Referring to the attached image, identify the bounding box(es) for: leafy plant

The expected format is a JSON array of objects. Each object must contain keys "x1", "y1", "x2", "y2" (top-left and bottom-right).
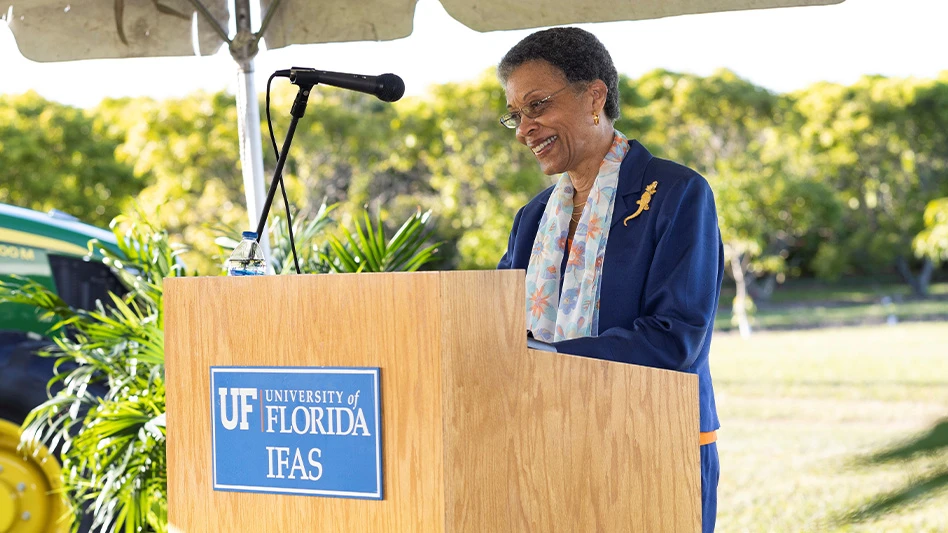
[
  {"x1": 1, "y1": 202, "x2": 440, "y2": 532},
  {"x1": 215, "y1": 204, "x2": 441, "y2": 274},
  {"x1": 320, "y1": 208, "x2": 441, "y2": 273},
  {"x1": 267, "y1": 204, "x2": 337, "y2": 274},
  {"x1": 0, "y1": 210, "x2": 184, "y2": 533},
  {"x1": 213, "y1": 203, "x2": 337, "y2": 275}
]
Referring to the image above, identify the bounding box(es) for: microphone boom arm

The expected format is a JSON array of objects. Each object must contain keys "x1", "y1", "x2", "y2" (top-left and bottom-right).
[{"x1": 254, "y1": 82, "x2": 313, "y2": 246}]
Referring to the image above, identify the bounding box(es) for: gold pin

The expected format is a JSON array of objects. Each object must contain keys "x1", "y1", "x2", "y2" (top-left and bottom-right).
[{"x1": 623, "y1": 181, "x2": 658, "y2": 226}]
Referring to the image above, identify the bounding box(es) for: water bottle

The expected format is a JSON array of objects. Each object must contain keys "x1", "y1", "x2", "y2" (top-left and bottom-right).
[{"x1": 225, "y1": 231, "x2": 267, "y2": 276}]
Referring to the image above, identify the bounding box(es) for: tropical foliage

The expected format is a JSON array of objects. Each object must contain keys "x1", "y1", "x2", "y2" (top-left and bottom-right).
[
  {"x1": 0, "y1": 202, "x2": 440, "y2": 532},
  {"x1": 320, "y1": 208, "x2": 441, "y2": 273},
  {"x1": 1, "y1": 211, "x2": 180, "y2": 532},
  {"x1": 213, "y1": 206, "x2": 337, "y2": 275}
]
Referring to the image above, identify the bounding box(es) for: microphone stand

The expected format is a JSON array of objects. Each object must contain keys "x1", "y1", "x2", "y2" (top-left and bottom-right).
[{"x1": 254, "y1": 82, "x2": 314, "y2": 273}]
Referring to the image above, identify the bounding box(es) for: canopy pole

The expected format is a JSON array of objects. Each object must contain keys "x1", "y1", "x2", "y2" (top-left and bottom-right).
[{"x1": 230, "y1": 0, "x2": 272, "y2": 265}]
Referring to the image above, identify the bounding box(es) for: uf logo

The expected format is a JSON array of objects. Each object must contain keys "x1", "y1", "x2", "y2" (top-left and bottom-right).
[{"x1": 219, "y1": 387, "x2": 257, "y2": 430}]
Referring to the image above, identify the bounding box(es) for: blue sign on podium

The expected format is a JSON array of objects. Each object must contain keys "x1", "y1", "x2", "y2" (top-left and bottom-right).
[{"x1": 210, "y1": 366, "x2": 382, "y2": 499}]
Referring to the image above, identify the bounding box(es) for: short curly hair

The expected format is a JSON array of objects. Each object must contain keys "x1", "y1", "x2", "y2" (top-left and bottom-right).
[{"x1": 498, "y1": 27, "x2": 620, "y2": 121}]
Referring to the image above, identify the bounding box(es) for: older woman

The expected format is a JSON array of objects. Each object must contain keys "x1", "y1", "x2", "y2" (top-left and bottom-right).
[{"x1": 497, "y1": 27, "x2": 723, "y2": 532}]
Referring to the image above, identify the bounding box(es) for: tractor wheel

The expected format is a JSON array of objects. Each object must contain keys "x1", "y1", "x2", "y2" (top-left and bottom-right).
[{"x1": 0, "y1": 418, "x2": 72, "y2": 533}]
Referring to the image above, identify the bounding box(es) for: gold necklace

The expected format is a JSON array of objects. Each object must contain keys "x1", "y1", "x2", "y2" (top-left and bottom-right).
[{"x1": 571, "y1": 202, "x2": 586, "y2": 223}]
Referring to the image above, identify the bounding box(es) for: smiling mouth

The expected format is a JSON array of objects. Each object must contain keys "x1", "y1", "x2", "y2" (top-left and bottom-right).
[{"x1": 531, "y1": 136, "x2": 557, "y2": 155}]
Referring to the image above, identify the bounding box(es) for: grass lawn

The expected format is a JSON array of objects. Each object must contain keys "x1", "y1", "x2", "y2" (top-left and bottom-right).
[
  {"x1": 715, "y1": 282, "x2": 948, "y2": 331},
  {"x1": 711, "y1": 322, "x2": 948, "y2": 532}
]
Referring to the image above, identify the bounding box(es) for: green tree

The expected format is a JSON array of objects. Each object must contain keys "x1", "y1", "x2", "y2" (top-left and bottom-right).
[
  {"x1": 270, "y1": 71, "x2": 547, "y2": 270},
  {"x1": 712, "y1": 165, "x2": 841, "y2": 335},
  {"x1": 258, "y1": 83, "x2": 442, "y2": 269},
  {"x1": 266, "y1": 83, "x2": 409, "y2": 212},
  {"x1": 95, "y1": 93, "x2": 249, "y2": 274},
  {"x1": 914, "y1": 197, "x2": 948, "y2": 264},
  {"x1": 620, "y1": 69, "x2": 842, "y2": 334},
  {"x1": 792, "y1": 74, "x2": 948, "y2": 294},
  {"x1": 413, "y1": 71, "x2": 548, "y2": 269},
  {"x1": 0, "y1": 91, "x2": 141, "y2": 225},
  {"x1": 617, "y1": 69, "x2": 779, "y2": 177}
]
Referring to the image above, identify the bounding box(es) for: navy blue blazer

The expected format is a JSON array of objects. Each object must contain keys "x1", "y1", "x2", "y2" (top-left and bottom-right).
[{"x1": 499, "y1": 140, "x2": 722, "y2": 432}]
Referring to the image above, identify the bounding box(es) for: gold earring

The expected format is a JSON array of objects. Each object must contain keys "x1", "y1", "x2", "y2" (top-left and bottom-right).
[{"x1": 593, "y1": 113, "x2": 600, "y2": 125}]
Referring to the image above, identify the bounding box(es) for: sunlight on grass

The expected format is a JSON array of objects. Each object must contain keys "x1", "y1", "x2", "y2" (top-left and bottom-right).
[{"x1": 711, "y1": 322, "x2": 948, "y2": 532}]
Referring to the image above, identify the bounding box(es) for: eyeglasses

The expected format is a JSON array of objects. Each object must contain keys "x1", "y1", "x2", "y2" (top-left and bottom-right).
[{"x1": 499, "y1": 85, "x2": 571, "y2": 129}]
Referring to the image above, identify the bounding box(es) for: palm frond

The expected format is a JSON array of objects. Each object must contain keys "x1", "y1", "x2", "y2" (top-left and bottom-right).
[
  {"x1": 3, "y1": 202, "x2": 438, "y2": 533},
  {"x1": 3, "y1": 208, "x2": 174, "y2": 533},
  {"x1": 320, "y1": 208, "x2": 441, "y2": 273}
]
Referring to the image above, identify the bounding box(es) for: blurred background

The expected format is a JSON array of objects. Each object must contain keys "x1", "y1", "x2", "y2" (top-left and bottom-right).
[{"x1": 1, "y1": 0, "x2": 947, "y2": 531}]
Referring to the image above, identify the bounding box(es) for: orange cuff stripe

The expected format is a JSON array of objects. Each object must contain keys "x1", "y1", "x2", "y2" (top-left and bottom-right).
[{"x1": 699, "y1": 431, "x2": 717, "y2": 446}]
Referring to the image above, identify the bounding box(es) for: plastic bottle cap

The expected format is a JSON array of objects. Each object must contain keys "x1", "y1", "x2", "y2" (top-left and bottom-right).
[{"x1": 242, "y1": 231, "x2": 258, "y2": 240}]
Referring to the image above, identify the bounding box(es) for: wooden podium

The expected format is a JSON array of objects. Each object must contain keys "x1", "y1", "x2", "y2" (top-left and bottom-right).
[{"x1": 165, "y1": 270, "x2": 700, "y2": 532}]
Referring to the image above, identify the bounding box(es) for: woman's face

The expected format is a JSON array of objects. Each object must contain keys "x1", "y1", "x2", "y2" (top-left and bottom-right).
[{"x1": 503, "y1": 60, "x2": 596, "y2": 177}]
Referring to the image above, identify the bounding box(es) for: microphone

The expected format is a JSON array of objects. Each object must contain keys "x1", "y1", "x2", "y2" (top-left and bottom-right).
[{"x1": 274, "y1": 67, "x2": 405, "y2": 102}]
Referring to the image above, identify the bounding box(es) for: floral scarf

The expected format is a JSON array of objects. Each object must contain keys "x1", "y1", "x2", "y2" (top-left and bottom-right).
[{"x1": 525, "y1": 130, "x2": 629, "y2": 342}]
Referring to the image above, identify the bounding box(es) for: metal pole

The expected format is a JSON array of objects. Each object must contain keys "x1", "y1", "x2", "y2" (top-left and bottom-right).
[{"x1": 230, "y1": 0, "x2": 271, "y2": 264}]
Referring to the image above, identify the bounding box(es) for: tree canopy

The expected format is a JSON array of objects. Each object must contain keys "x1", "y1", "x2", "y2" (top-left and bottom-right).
[
  {"x1": 2, "y1": 69, "x2": 946, "y2": 291},
  {"x1": 0, "y1": 91, "x2": 141, "y2": 225}
]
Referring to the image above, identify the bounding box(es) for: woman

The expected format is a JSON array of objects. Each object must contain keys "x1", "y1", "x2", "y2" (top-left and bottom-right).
[{"x1": 496, "y1": 27, "x2": 722, "y2": 532}]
